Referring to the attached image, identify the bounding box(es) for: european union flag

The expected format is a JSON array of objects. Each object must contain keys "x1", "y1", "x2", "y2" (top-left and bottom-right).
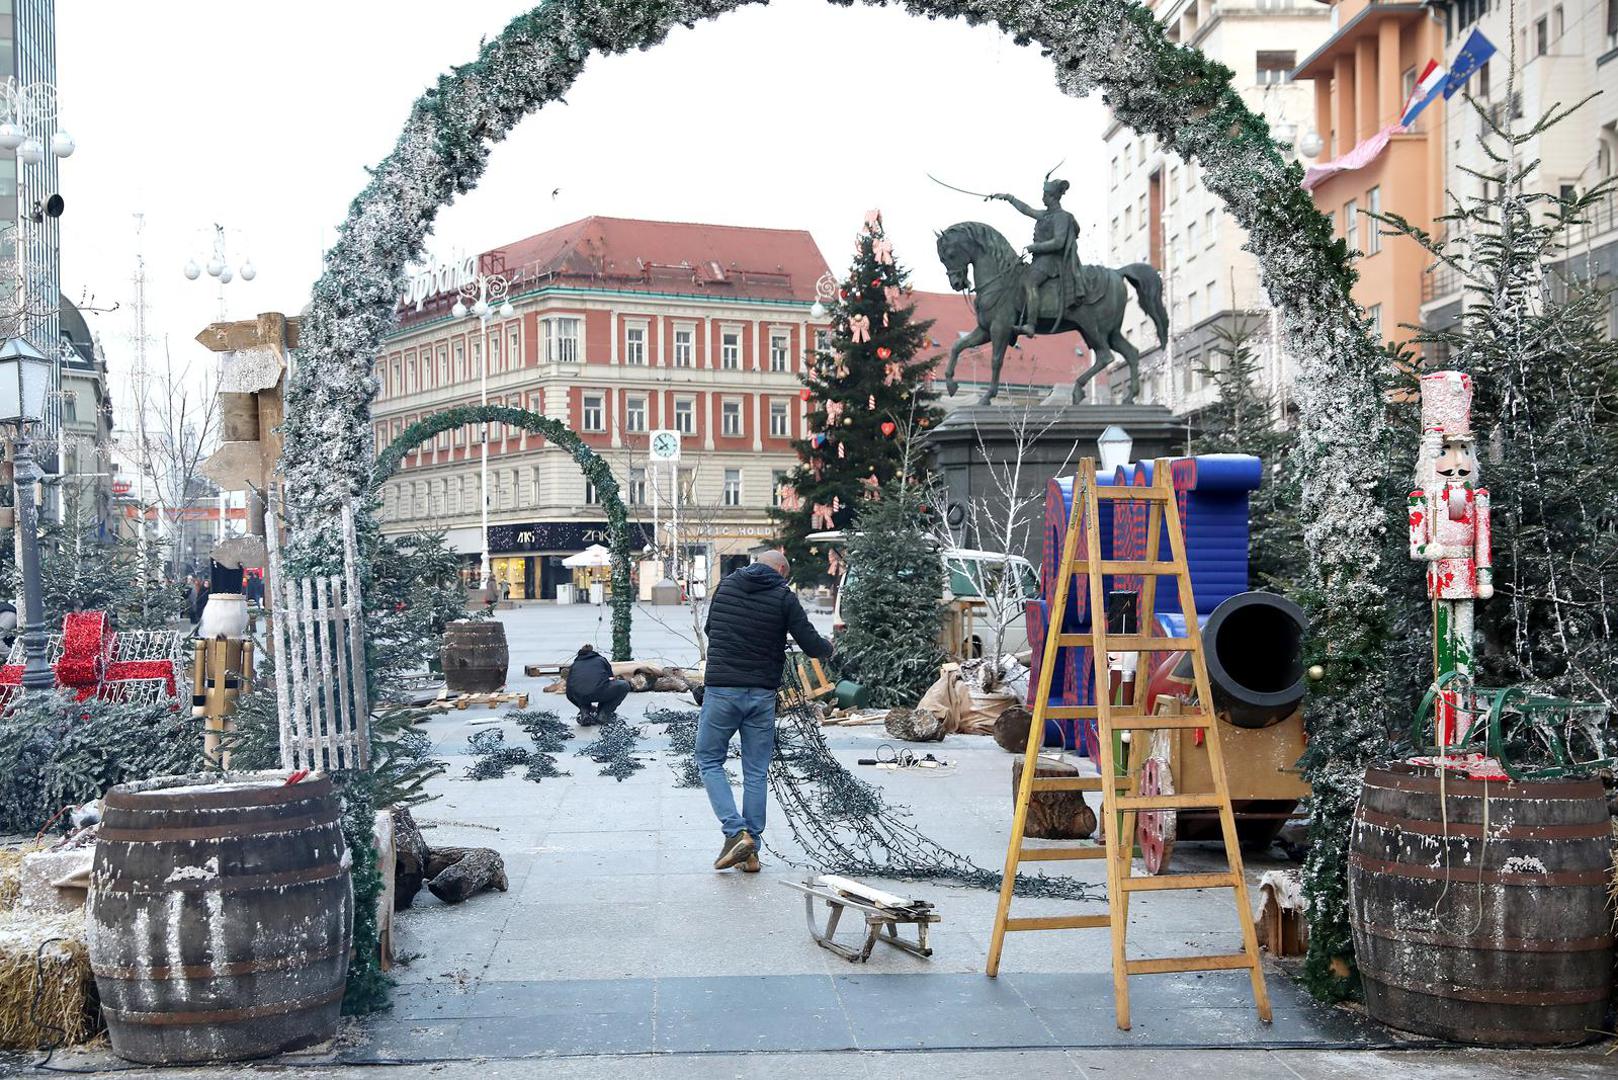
[{"x1": 1444, "y1": 29, "x2": 1497, "y2": 99}]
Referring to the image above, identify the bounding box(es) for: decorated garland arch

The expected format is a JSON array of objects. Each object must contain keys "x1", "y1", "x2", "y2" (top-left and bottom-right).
[
  {"x1": 372, "y1": 404, "x2": 634, "y2": 661},
  {"x1": 285, "y1": 0, "x2": 1391, "y2": 999}
]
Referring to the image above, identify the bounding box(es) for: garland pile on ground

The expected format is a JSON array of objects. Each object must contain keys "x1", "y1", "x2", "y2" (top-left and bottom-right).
[{"x1": 576, "y1": 716, "x2": 645, "y2": 781}]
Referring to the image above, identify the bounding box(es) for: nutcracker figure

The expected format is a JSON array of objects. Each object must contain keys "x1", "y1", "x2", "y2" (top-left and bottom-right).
[{"x1": 1408, "y1": 371, "x2": 1493, "y2": 746}]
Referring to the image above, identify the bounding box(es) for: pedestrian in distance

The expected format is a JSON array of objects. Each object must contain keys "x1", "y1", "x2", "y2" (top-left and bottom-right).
[
  {"x1": 565, "y1": 643, "x2": 629, "y2": 727},
  {"x1": 698, "y1": 549, "x2": 833, "y2": 873}
]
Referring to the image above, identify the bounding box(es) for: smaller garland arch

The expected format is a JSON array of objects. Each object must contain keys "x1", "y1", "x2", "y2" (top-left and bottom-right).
[{"x1": 373, "y1": 404, "x2": 633, "y2": 661}]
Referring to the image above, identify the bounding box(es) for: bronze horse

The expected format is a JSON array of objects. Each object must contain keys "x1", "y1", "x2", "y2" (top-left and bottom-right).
[{"x1": 936, "y1": 221, "x2": 1168, "y2": 405}]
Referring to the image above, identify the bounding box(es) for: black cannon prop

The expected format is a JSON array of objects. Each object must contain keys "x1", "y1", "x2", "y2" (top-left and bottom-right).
[{"x1": 1131, "y1": 591, "x2": 1310, "y2": 873}]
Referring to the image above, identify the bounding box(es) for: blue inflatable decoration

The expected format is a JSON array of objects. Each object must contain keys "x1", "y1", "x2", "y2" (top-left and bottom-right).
[{"x1": 1024, "y1": 454, "x2": 1262, "y2": 756}]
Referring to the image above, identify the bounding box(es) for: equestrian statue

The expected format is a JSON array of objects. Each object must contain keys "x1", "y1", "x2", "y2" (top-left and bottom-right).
[{"x1": 935, "y1": 172, "x2": 1168, "y2": 406}]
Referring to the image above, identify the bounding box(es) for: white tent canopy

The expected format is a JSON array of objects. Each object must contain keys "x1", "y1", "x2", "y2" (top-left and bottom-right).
[{"x1": 562, "y1": 544, "x2": 613, "y2": 569}]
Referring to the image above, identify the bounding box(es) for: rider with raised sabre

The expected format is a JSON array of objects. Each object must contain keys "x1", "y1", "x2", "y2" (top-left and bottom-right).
[{"x1": 990, "y1": 177, "x2": 1085, "y2": 339}]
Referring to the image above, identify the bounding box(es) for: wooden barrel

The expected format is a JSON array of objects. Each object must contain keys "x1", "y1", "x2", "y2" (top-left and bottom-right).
[
  {"x1": 86, "y1": 772, "x2": 352, "y2": 1064},
  {"x1": 440, "y1": 619, "x2": 509, "y2": 693},
  {"x1": 1348, "y1": 763, "x2": 1613, "y2": 1045}
]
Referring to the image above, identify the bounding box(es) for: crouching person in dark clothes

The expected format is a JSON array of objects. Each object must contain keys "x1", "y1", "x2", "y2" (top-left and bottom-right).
[
  {"x1": 699, "y1": 550, "x2": 832, "y2": 872},
  {"x1": 566, "y1": 643, "x2": 629, "y2": 726}
]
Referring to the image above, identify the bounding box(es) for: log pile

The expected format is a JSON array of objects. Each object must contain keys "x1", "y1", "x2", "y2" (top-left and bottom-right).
[{"x1": 391, "y1": 806, "x2": 506, "y2": 908}]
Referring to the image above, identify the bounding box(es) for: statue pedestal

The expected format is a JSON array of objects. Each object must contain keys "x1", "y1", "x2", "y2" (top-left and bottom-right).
[{"x1": 928, "y1": 403, "x2": 1183, "y2": 568}]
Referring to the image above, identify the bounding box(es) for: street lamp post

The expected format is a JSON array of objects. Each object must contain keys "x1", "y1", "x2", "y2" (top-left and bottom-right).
[
  {"x1": 1, "y1": 337, "x2": 57, "y2": 691},
  {"x1": 452, "y1": 273, "x2": 513, "y2": 595}
]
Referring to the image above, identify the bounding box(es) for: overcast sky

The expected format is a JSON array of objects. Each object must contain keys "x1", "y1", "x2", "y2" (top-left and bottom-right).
[{"x1": 58, "y1": 0, "x2": 1108, "y2": 421}]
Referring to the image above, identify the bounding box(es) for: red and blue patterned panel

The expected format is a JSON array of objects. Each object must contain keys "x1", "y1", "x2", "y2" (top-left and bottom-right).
[{"x1": 1117, "y1": 456, "x2": 1260, "y2": 619}]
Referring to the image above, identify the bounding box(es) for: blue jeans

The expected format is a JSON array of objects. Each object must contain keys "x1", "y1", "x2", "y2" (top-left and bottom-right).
[{"x1": 695, "y1": 686, "x2": 776, "y2": 839}]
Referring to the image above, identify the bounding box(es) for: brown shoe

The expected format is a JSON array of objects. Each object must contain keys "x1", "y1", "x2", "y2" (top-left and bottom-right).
[
  {"x1": 714, "y1": 830, "x2": 756, "y2": 870},
  {"x1": 741, "y1": 853, "x2": 761, "y2": 873}
]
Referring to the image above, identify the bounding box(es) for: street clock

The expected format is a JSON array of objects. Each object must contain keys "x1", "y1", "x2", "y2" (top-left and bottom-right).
[{"x1": 649, "y1": 429, "x2": 681, "y2": 462}]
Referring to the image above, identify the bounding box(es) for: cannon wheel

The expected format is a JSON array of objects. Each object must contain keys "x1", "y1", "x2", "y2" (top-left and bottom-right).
[{"x1": 1137, "y1": 754, "x2": 1176, "y2": 874}]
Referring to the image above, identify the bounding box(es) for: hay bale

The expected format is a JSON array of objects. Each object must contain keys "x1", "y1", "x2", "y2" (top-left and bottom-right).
[
  {"x1": 0, "y1": 849, "x2": 26, "y2": 911},
  {"x1": 0, "y1": 908, "x2": 97, "y2": 1050}
]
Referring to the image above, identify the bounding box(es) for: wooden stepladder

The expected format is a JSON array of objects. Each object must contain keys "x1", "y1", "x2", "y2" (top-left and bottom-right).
[{"x1": 986, "y1": 458, "x2": 1271, "y2": 1030}]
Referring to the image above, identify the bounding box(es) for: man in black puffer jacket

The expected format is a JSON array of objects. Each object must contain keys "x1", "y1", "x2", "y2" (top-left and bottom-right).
[
  {"x1": 698, "y1": 550, "x2": 832, "y2": 872},
  {"x1": 565, "y1": 643, "x2": 629, "y2": 726}
]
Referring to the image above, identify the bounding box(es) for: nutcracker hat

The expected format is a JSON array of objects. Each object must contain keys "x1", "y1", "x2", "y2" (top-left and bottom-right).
[{"x1": 1419, "y1": 370, "x2": 1474, "y2": 436}]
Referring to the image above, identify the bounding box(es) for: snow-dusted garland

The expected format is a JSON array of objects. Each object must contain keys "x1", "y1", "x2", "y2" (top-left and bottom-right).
[
  {"x1": 286, "y1": 0, "x2": 1385, "y2": 999},
  {"x1": 371, "y1": 404, "x2": 634, "y2": 661}
]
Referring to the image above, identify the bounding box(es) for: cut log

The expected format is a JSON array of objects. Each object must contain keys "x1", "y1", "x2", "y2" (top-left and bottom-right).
[
  {"x1": 391, "y1": 805, "x2": 430, "y2": 911},
  {"x1": 885, "y1": 706, "x2": 946, "y2": 743},
  {"x1": 425, "y1": 847, "x2": 508, "y2": 905},
  {"x1": 1012, "y1": 757, "x2": 1096, "y2": 840},
  {"x1": 993, "y1": 705, "x2": 1034, "y2": 754}
]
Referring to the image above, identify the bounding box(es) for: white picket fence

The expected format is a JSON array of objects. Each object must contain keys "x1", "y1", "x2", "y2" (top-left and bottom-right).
[{"x1": 265, "y1": 495, "x2": 370, "y2": 771}]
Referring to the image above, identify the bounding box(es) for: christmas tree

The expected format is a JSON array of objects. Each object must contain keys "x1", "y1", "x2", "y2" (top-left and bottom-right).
[
  {"x1": 28, "y1": 487, "x2": 183, "y2": 630},
  {"x1": 834, "y1": 473, "x2": 947, "y2": 708},
  {"x1": 771, "y1": 210, "x2": 942, "y2": 586},
  {"x1": 1188, "y1": 316, "x2": 1305, "y2": 594}
]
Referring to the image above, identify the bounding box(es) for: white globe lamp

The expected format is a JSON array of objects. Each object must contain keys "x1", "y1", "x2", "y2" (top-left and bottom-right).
[
  {"x1": 238, "y1": 260, "x2": 256, "y2": 282},
  {"x1": 451, "y1": 300, "x2": 467, "y2": 319},
  {"x1": 810, "y1": 301, "x2": 826, "y2": 319},
  {"x1": 218, "y1": 265, "x2": 234, "y2": 285},
  {"x1": 17, "y1": 138, "x2": 44, "y2": 165},
  {"x1": 182, "y1": 260, "x2": 201, "y2": 281},
  {"x1": 1298, "y1": 131, "x2": 1325, "y2": 159},
  {"x1": 206, "y1": 256, "x2": 224, "y2": 277},
  {"x1": 49, "y1": 131, "x2": 74, "y2": 158},
  {"x1": 498, "y1": 301, "x2": 514, "y2": 319},
  {"x1": 0, "y1": 122, "x2": 23, "y2": 151}
]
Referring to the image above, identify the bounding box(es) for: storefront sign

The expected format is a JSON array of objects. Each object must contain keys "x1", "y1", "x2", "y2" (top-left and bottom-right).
[
  {"x1": 401, "y1": 253, "x2": 477, "y2": 312},
  {"x1": 487, "y1": 520, "x2": 654, "y2": 554}
]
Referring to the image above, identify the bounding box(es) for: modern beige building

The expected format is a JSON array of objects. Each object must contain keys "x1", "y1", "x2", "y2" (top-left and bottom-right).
[{"x1": 1104, "y1": 0, "x2": 1331, "y2": 415}]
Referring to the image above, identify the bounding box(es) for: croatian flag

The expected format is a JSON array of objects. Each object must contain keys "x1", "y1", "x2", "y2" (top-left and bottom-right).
[{"x1": 1401, "y1": 59, "x2": 1447, "y2": 127}]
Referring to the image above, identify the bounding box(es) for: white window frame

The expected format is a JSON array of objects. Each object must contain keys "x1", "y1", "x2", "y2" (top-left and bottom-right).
[
  {"x1": 723, "y1": 469, "x2": 742, "y2": 507},
  {"x1": 721, "y1": 398, "x2": 742, "y2": 437},
  {"x1": 673, "y1": 323, "x2": 695, "y2": 367},
  {"x1": 674, "y1": 397, "x2": 695, "y2": 435},
  {"x1": 624, "y1": 320, "x2": 648, "y2": 366},
  {"x1": 721, "y1": 327, "x2": 742, "y2": 370},
  {"x1": 769, "y1": 399, "x2": 789, "y2": 438},
  {"x1": 1366, "y1": 186, "x2": 1382, "y2": 254},
  {"x1": 581, "y1": 393, "x2": 605, "y2": 433},
  {"x1": 1344, "y1": 198, "x2": 1360, "y2": 252},
  {"x1": 771, "y1": 469, "x2": 788, "y2": 507},
  {"x1": 544, "y1": 317, "x2": 582, "y2": 364},
  {"x1": 629, "y1": 467, "x2": 648, "y2": 505},
  {"x1": 625, "y1": 394, "x2": 647, "y2": 433},
  {"x1": 769, "y1": 329, "x2": 790, "y2": 372}
]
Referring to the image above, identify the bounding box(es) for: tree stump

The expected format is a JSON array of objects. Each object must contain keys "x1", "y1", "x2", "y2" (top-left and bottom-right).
[
  {"x1": 425, "y1": 847, "x2": 508, "y2": 904},
  {"x1": 993, "y1": 705, "x2": 1034, "y2": 754},
  {"x1": 1011, "y1": 758, "x2": 1096, "y2": 840},
  {"x1": 391, "y1": 805, "x2": 430, "y2": 911}
]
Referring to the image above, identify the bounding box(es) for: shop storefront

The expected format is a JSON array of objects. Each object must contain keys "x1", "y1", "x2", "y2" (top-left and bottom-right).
[{"x1": 457, "y1": 521, "x2": 655, "y2": 600}]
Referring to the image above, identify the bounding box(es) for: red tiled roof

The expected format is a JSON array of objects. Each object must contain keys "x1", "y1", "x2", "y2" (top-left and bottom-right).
[
  {"x1": 908, "y1": 290, "x2": 1084, "y2": 390},
  {"x1": 476, "y1": 216, "x2": 830, "y2": 305}
]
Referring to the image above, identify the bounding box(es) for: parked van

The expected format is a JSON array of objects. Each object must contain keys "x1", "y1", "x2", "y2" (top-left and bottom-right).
[{"x1": 809, "y1": 531, "x2": 1040, "y2": 659}]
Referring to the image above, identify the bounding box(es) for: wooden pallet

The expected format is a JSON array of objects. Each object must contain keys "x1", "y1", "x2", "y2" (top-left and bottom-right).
[
  {"x1": 986, "y1": 457, "x2": 1271, "y2": 1031},
  {"x1": 428, "y1": 689, "x2": 530, "y2": 712}
]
